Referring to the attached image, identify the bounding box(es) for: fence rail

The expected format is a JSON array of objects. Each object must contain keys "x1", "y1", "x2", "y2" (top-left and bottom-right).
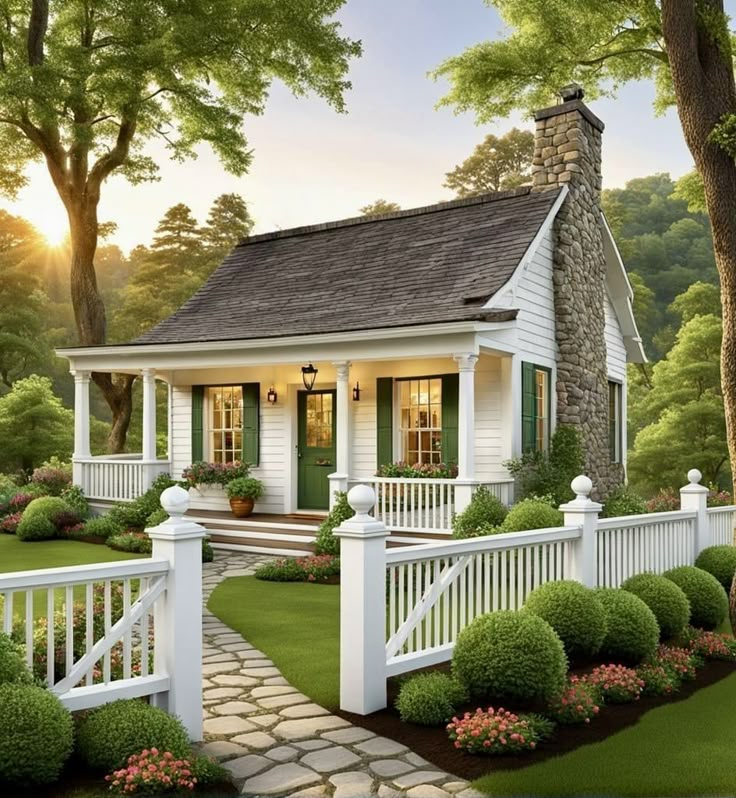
[
  {"x1": 78, "y1": 457, "x2": 171, "y2": 501},
  {"x1": 707, "y1": 505, "x2": 736, "y2": 546},
  {"x1": 596, "y1": 510, "x2": 697, "y2": 587},
  {"x1": 351, "y1": 476, "x2": 515, "y2": 534}
]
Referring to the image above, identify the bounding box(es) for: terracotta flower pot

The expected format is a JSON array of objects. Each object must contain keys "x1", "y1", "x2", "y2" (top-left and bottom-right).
[{"x1": 229, "y1": 497, "x2": 255, "y2": 518}]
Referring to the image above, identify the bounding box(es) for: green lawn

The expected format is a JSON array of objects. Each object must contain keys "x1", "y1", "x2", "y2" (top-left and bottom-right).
[
  {"x1": 209, "y1": 574, "x2": 736, "y2": 797},
  {"x1": 208, "y1": 576, "x2": 340, "y2": 709},
  {"x1": 0, "y1": 532, "x2": 141, "y2": 617}
]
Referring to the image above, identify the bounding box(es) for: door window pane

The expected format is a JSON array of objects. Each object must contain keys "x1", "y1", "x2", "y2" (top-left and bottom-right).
[{"x1": 305, "y1": 393, "x2": 333, "y2": 448}]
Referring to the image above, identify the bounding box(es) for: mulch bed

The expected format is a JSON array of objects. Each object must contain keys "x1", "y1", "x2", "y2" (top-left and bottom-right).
[{"x1": 338, "y1": 659, "x2": 736, "y2": 781}]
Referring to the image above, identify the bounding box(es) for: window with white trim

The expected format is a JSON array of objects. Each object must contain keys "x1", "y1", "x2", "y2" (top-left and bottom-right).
[
  {"x1": 398, "y1": 378, "x2": 442, "y2": 464},
  {"x1": 207, "y1": 386, "x2": 243, "y2": 463},
  {"x1": 608, "y1": 381, "x2": 622, "y2": 463}
]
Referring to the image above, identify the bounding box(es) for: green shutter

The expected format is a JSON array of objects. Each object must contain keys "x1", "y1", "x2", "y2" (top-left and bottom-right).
[
  {"x1": 376, "y1": 377, "x2": 394, "y2": 468},
  {"x1": 441, "y1": 373, "x2": 459, "y2": 466},
  {"x1": 191, "y1": 385, "x2": 204, "y2": 462},
  {"x1": 521, "y1": 362, "x2": 536, "y2": 453},
  {"x1": 242, "y1": 383, "x2": 260, "y2": 466}
]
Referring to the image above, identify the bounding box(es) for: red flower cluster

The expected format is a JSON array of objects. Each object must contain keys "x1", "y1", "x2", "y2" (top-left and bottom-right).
[
  {"x1": 683, "y1": 628, "x2": 736, "y2": 661},
  {"x1": 446, "y1": 707, "x2": 538, "y2": 755},
  {"x1": 181, "y1": 460, "x2": 250, "y2": 487},
  {"x1": 547, "y1": 676, "x2": 601, "y2": 724},
  {"x1": 0, "y1": 512, "x2": 21, "y2": 534},
  {"x1": 8, "y1": 493, "x2": 33, "y2": 512},
  {"x1": 584, "y1": 664, "x2": 644, "y2": 704},
  {"x1": 653, "y1": 644, "x2": 698, "y2": 681},
  {"x1": 105, "y1": 749, "x2": 196, "y2": 794},
  {"x1": 637, "y1": 663, "x2": 678, "y2": 696}
]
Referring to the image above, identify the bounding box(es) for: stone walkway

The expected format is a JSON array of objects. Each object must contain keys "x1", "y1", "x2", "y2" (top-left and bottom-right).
[{"x1": 200, "y1": 551, "x2": 482, "y2": 798}]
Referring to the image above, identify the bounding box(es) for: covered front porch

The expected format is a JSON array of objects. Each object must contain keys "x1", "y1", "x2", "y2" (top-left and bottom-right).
[{"x1": 61, "y1": 321, "x2": 525, "y2": 536}]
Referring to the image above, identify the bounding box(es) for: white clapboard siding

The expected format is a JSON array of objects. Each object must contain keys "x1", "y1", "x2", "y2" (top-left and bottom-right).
[
  {"x1": 170, "y1": 386, "x2": 192, "y2": 480},
  {"x1": 605, "y1": 293, "x2": 627, "y2": 382}
]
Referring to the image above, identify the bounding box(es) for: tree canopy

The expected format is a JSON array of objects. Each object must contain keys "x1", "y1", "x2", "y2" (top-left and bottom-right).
[
  {"x1": 444, "y1": 128, "x2": 534, "y2": 196},
  {"x1": 360, "y1": 199, "x2": 401, "y2": 216}
]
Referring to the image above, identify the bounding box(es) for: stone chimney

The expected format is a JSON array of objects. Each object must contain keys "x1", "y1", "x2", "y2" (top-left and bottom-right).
[{"x1": 532, "y1": 85, "x2": 623, "y2": 497}]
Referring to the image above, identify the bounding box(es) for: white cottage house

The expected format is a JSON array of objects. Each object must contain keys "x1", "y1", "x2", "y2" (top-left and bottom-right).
[{"x1": 59, "y1": 90, "x2": 645, "y2": 552}]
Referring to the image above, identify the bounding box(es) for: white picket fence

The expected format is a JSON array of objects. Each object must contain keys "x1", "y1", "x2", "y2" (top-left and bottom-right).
[
  {"x1": 0, "y1": 487, "x2": 205, "y2": 738},
  {"x1": 336, "y1": 469, "x2": 736, "y2": 714}
]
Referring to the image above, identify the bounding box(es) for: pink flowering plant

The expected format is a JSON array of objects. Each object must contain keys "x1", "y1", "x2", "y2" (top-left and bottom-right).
[
  {"x1": 637, "y1": 663, "x2": 679, "y2": 696},
  {"x1": 645, "y1": 488, "x2": 680, "y2": 513},
  {"x1": 584, "y1": 664, "x2": 644, "y2": 704},
  {"x1": 376, "y1": 461, "x2": 458, "y2": 479},
  {"x1": 0, "y1": 511, "x2": 22, "y2": 534},
  {"x1": 181, "y1": 460, "x2": 250, "y2": 487},
  {"x1": 547, "y1": 676, "x2": 601, "y2": 724},
  {"x1": 652, "y1": 643, "x2": 699, "y2": 681},
  {"x1": 682, "y1": 627, "x2": 736, "y2": 662},
  {"x1": 105, "y1": 749, "x2": 196, "y2": 794},
  {"x1": 9, "y1": 492, "x2": 33, "y2": 512},
  {"x1": 446, "y1": 707, "x2": 541, "y2": 755},
  {"x1": 706, "y1": 487, "x2": 733, "y2": 507},
  {"x1": 255, "y1": 554, "x2": 340, "y2": 583}
]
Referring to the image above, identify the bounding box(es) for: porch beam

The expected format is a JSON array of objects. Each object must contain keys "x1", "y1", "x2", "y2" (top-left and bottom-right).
[
  {"x1": 72, "y1": 370, "x2": 91, "y2": 486},
  {"x1": 454, "y1": 353, "x2": 478, "y2": 512}
]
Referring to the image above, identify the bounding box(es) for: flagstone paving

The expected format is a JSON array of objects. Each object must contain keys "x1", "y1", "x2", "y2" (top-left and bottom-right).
[{"x1": 200, "y1": 550, "x2": 482, "y2": 798}]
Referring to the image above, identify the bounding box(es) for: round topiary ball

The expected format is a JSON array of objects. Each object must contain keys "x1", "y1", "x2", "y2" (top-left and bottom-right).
[
  {"x1": 664, "y1": 565, "x2": 729, "y2": 630},
  {"x1": 0, "y1": 683, "x2": 73, "y2": 785},
  {"x1": 395, "y1": 672, "x2": 467, "y2": 725},
  {"x1": 16, "y1": 496, "x2": 72, "y2": 541},
  {"x1": 695, "y1": 545, "x2": 736, "y2": 593},
  {"x1": 452, "y1": 610, "x2": 568, "y2": 703},
  {"x1": 76, "y1": 699, "x2": 191, "y2": 770},
  {"x1": 595, "y1": 588, "x2": 660, "y2": 662},
  {"x1": 523, "y1": 580, "x2": 607, "y2": 659},
  {"x1": 621, "y1": 572, "x2": 691, "y2": 639},
  {"x1": 0, "y1": 632, "x2": 32, "y2": 685},
  {"x1": 499, "y1": 499, "x2": 563, "y2": 533}
]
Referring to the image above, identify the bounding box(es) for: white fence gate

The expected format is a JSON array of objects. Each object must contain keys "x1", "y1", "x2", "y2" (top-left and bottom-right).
[
  {"x1": 0, "y1": 486, "x2": 205, "y2": 738},
  {"x1": 336, "y1": 469, "x2": 736, "y2": 714}
]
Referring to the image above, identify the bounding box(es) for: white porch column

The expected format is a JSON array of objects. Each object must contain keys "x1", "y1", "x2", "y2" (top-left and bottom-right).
[
  {"x1": 453, "y1": 353, "x2": 478, "y2": 513},
  {"x1": 72, "y1": 370, "x2": 91, "y2": 487},
  {"x1": 141, "y1": 369, "x2": 158, "y2": 491},
  {"x1": 329, "y1": 361, "x2": 351, "y2": 507}
]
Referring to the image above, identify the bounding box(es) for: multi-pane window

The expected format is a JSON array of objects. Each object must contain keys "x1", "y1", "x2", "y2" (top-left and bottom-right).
[
  {"x1": 305, "y1": 392, "x2": 333, "y2": 448},
  {"x1": 399, "y1": 378, "x2": 442, "y2": 464},
  {"x1": 208, "y1": 386, "x2": 243, "y2": 463},
  {"x1": 535, "y1": 369, "x2": 549, "y2": 452},
  {"x1": 608, "y1": 381, "x2": 622, "y2": 463}
]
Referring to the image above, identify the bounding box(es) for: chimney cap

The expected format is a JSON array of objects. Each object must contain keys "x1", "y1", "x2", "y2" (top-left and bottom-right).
[{"x1": 559, "y1": 83, "x2": 585, "y2": 102}]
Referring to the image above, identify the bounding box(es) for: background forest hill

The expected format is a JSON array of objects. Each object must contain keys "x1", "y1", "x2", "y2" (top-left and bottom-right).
[{"x1": 0, "y1": 172, "x2": 726, "y2": 496}]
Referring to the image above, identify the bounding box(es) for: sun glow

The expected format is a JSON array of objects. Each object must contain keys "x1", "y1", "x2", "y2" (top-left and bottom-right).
[{"x1": 35, "y1": 207, "x2": 70, "y2": 248}]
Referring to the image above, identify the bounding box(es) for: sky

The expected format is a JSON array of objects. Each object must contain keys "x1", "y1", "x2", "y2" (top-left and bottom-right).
[{"x1": 2, "y1": 0, "x2": 697, "y2": 254}]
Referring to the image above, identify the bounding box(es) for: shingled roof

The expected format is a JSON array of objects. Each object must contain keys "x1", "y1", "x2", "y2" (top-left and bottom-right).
[{"x1": 136, "y1": 187, "x2": 563, "y2": 345}]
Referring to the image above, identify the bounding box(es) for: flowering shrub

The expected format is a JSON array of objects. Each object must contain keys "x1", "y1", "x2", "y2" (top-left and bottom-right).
[
  {"x1": 707, "y1": 487, "x2": 732, "y2": 507},
  {"x1": 0, "y1": 512, "x2": 21, "y2": 534},
  {"x1": 255, "y1": 554, "x2": 340, "y2": 582},
  {"x1": 682, "y1": 627, "x2": 736, "y2": 661},
  {"x1": 105, "y1": 749, "x2": 196, "y2": 794},
  {"x1": 637, "y1": 663, "x2": 678, "y2": 696},
  {"x1": 181, "y1": 460, "x2": 250, "y2": 486},
  {"x1": 585, "y1": 664, "x2": 644, "y2": 703},
  {"x1": 30, "y1": 462, "x2": 72, "y2": 496},
  {"x1": 8, "y1": 493, "x2": 33, "y2": 513},
  {"x1": 447, "y1": 707, "x2": 541, "y2": 755},
  {"x1": 651, "y1": 643, "x2": 698, "y2": 682},
  {"x1": 547, "y1": 676, "x2": 601, "y2": 724},
  {"x1": 646, "y1": 488, "x2": 679, "y2": 514},
  {"x1": 376, "y1": 461, "x2": 458, "y2": 479}
]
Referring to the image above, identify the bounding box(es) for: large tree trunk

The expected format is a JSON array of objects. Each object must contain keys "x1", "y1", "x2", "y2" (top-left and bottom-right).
[
  {"x1": 68, "y1": 199, "x2": 135, "y2": 453},
  {"x1": 662, "y1": 0, "x2": 736, "y2": 494}
]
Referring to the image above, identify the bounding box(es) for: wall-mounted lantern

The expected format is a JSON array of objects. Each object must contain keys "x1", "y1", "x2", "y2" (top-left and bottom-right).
[
  {"x1": 352, "y1": 382, "x2": 361, "y2": 401},
  {"x1": 267, "y1": 386, "x2": 278, "y2": 404}
]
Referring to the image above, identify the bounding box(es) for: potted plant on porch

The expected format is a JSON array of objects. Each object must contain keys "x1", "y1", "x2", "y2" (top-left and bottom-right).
[{"x1": 225, "y1": 476, "x2": 265, "y2": 517}]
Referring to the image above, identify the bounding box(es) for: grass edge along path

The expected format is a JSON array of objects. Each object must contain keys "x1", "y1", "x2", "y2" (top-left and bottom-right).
[{"x1": 207, "y1": 575, "x2": 340, "y2": 710}]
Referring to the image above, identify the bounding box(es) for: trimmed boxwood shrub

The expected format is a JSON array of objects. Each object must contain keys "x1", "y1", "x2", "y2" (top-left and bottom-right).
[
  {"x1": 395, "y1": 672, "x2": 467, "y2": 725},
  {"x1": 621, "y1": 572, "x2": 691, "y2": 639},
  {"x1": 499, "y1": 498, "x2": 563, "y2": 533},
  {"x1": 523, "y1": 580, "x2": 607, "y2": 659},
  {"x1": 601, "y1": 485, "x2": 647, "y2": 518},
  {"x1": 664, "y1": 565, "x2": 729, "y2": 630},
  {"x1": 0, "y1": 684, "x2": 74, "y2": 784},
  {"x1": 83, "y1": 514, "x2": 125, "y2": 540},
  {"x1": 452, "y1": 610, "x2": 567, "y2": 703},
  {"x1": 315, "y1": 491, "x2": 354, "y2": 555},
  {"x1": 595, "y1": 588, "x2": 659, "y2": 662},
  {"x1": 16, "y1": 496, "x2": 72, "y2": 541},
  {"x1": 0, "y1": 632, "x2": 32, "y2": 685},
  {"x1": 76, "y1": 699, "x2": 191, "y2": 770},
  {"x1": 695, "y1": 545, "x2": 736, "y2": 592},
  {"x1": 452, "y1": 486, "x2": 508, "y2": 539}
]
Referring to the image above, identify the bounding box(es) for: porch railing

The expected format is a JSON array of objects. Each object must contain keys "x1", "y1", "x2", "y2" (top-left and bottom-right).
[
  {"x1": 349, "y1": 476, "x2": 515, "y2": 534},
  {"x1": 77, "y1": 456, "x2": 171, "y2": 502},
  {"x1": 707, "y1": 505, "x2": 736, "y2": 546}
]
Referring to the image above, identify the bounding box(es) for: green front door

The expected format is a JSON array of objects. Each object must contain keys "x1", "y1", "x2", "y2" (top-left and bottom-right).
[{"x1": 297, "y1": 389, "x2": 337, "y2": 510}]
